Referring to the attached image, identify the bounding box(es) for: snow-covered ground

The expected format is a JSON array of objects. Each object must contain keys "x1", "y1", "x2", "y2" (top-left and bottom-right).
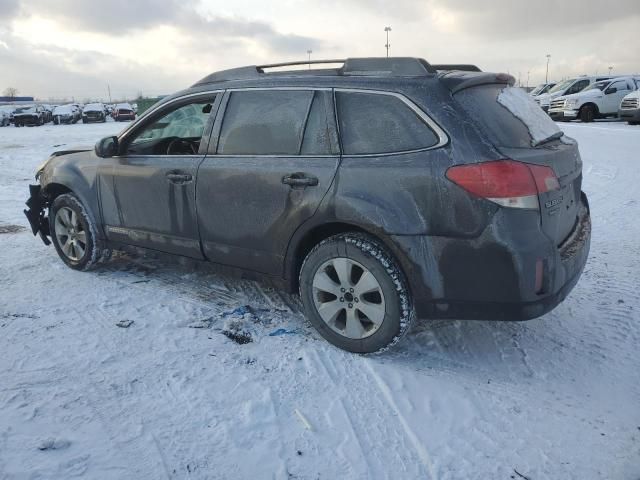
[{"x1": 1, "y1": 120, "x2": 639, "y2": 480}]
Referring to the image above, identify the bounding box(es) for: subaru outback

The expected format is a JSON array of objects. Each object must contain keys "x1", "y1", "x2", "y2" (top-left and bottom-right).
[{"x1": 24, "y1": 57, "x2": 591, "y2": 353}]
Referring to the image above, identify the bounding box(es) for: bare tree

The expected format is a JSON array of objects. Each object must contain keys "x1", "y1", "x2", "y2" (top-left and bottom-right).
[{"x1": 3, "y1": 87, "x2": 18, "y2": 99}]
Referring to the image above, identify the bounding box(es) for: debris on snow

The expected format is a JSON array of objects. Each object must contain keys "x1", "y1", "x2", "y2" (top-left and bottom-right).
[
  {"x1": 115, "y1": 319, "x2": 134, "y2": 328},
  {"x1": 268, "y1": 328, "x2": 297, "y2": 336},
  {"x1": 0, "y1": 224, "x2": 26, "y2": 234},
  {"x1": 294, "y1": 408, "x2": 313, "y2": 431},
  {"x1": 38, "y1": 437, "x2": 71, "y2": 451}
]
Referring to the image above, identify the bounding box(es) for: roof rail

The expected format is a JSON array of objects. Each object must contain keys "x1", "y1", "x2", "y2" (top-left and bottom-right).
[
  {"x1": 193, "y1": 57, "x2": 436, "y2": 86},
  {"x1": 432, "y1": 64, "x2": 482, "y2": 72}
]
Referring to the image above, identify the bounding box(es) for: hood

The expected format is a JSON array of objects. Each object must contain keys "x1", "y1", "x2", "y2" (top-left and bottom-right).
[
  {"x1": 623, "y1": 90, "x2": 640, "y2": 100},
  {"x1": 562, "y1": 88, "x2": 603, "y2": 101},
  {"x1": 51, "y1": 145, "x2": 93, "y2": 157}
]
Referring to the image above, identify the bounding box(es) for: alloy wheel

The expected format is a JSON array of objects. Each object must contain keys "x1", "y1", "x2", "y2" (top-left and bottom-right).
[
  {"x1": 54, "y1": 206, "x2": 87, "y2": 261},
  {"x1": 312, "y1": 257, "x2": 386, "y2": 339}
]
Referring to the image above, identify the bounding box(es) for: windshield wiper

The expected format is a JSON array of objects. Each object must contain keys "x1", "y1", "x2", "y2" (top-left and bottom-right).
[{"x1": 533, "y1": 131, "x2": 564, "y2": 147}]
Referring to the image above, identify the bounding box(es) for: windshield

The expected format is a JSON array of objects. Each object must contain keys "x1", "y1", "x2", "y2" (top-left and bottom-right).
[
  {"x1": 531, "y1": 84, "x2": 545, "y2": 95},
  {"x1": 84, "y1": 103, "x2": 103, "y2": 111},
  {"x1": 15, "y1": 106, "x2": 35, "y2": 113},
  {"x1": 53, "y1": 106, "x2": 72, "y2": 114},
  {"x1": 548, "y1": 79, "x2": 574, "y2": 94}
]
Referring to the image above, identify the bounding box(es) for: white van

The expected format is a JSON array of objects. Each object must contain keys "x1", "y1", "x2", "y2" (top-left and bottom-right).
[
  {"x1": 548, "y1": 76, "x2": 639, "y2": 122},
  {"x1": 535, "y1": 76, "x2": 612, "y2": 112}
]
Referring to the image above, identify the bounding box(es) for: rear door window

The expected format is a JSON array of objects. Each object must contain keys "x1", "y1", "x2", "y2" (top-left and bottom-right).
[
  {"x1": 336, "y1": 91, "x2": 439, "y2": 155},
  {"x1": 217, "y1": 90, "x2": 313, "y2": 155}
]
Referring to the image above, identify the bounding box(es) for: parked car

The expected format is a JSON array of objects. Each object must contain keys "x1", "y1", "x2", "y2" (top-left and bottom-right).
[
  {"x1": 548, "y1": 76, "x2": 638, "y2": 122},
  {"x1": 41, "y1": 104, "x2": 53, "y2": 123},
  {"x1": 82, "y1": 103, "x2": 107, "y2": 123},
  {"x1": 113, "y1": 103, "x2": 136, "y2": 121},
  {"x1": 535, "y1": 76, "x2": 611, "y2": 112},
  {"x1": 619, "y1": 90, "x2": 640, "y2": 125},
  {"x1": 0, "y1": 109, "x2": 10, "y2": 126},
  {"x1": 24, "y1": 57, "x2": 591, "y2": 353},
  {"x1": 530, "y1": 82, "x2": 556, "y2": 97},
  {"x1": 13, "y1": 105, "x2": 46, "y2": 126},
  {"x1": 52, "y1": 105, "x2": 81, "y2": 124}
]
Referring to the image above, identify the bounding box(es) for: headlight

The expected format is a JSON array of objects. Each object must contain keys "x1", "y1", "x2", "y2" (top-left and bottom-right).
[{"x1": 35, "y1": 158, "x2": 51, "y2": 180}]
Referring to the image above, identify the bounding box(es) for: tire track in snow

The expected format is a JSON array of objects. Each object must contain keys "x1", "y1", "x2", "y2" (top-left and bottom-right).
[{"x1": 362, "y1": 360, "x2": 437, "y2": 480}]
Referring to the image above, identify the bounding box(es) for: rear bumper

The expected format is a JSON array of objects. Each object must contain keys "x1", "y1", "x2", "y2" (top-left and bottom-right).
[
  {"x1": 392, "y1": 193, "x2": 591, "y2": 321},
  {"x1": 618, "y1": 109, "x2": 640, "y2": 121}
]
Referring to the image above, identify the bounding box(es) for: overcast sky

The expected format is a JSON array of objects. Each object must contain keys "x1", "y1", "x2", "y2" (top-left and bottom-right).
[{"x1": 1, "y1": 0, "x2": 639, "y2": 101}]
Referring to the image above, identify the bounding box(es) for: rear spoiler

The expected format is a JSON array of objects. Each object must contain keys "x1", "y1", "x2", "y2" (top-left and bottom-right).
[
  {"x1": 439, "y1": 71, "x2": 516, "y2": 94},
  {"x1": 432, "y1": 64, "x2": 481, "y2": 72}
]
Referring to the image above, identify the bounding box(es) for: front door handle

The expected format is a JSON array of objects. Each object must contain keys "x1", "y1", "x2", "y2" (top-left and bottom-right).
[
  {"x1": 166, "y1": 172, "x2": 193, "y2": 184},
  {"x1": 282, "y1": 173, "x2": 319, "y2": 188}
]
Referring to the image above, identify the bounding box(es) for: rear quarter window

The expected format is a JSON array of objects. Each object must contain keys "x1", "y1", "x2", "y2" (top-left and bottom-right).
[{"x1": 336, "y1": 91, "x2": 439, "y2": 155}]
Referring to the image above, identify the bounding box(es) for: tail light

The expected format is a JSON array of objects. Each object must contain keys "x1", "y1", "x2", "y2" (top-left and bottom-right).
[{"x1": 446, "y1": 159, "x2": 560, "y2": 209}]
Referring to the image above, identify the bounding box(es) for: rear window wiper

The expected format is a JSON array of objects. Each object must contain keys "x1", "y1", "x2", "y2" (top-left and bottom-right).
[{"x1": 533, "y1": 131, "x2": 564, "y2": 147}]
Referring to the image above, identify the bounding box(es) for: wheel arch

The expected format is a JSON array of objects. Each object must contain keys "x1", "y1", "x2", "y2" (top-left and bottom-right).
[
  {"x1": 284, "y1": 221, "x2": 415, "y2": 299},
  {"x1": 580, "y1": 102, "x2": 600, "y2": 115}
]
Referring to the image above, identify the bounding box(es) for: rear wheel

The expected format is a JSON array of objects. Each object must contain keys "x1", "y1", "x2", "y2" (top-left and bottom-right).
[
  {"x1": 579, "y1": 104, "x2": 596, "y2": 123},
  {"x1": 49, "y1": 193, "x2": 110, "y2": 271},
  {"x1": 299, "y1": 233, "x2": 414, "y2": 353}
]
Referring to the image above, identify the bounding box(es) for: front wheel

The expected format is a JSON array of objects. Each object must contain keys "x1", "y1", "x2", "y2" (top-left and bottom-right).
[
  {"x1": 299, "y1": 233, "x2": 414, "y2": 353},
  {"x1": 49, "y1": 193, "x2": 110, "y2": 271},
  {"x1": 580, "y1": 104, "x2": 596, "y2": 122}
]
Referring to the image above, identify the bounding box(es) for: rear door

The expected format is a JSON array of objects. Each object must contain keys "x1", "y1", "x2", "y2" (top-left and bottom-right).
[{"x1": 196, "y1": 88, "x2": 340, "y2": 274}]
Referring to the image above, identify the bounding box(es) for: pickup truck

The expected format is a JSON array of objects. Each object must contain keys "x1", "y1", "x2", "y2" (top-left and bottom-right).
[
  {"x1": 535, "y1": 76, "x2": 611, "y2": 112},
  {"x1": 548, "y1": 76, "x2": 639, "y2": 122},
  {"x1": 619, "y1": 90, "x2": 640, "y2": 125}
]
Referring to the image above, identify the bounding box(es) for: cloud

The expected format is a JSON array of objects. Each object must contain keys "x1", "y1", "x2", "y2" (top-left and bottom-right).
[
  {"x1": 0, "y1": 0, "x2": 19, "y2": 20},
  {"x1": 428, "y1": 0, "x2": 640, "y2": 38},
  {"x1": 20, "y1": 0, "x2": 323, "y2": 56}
]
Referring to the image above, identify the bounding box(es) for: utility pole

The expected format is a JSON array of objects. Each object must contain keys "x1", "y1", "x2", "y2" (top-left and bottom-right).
[
  {"x1": 107, "y1": 84, "x2": 112, "y2": 104},
  {"x1": 545, "y1": 54, "x2": 551, "y2": 83},
  {"x1": 384, "y1": 26, "x2": 392, "y2": 58},
  {"x1": 307, "y1": 50, "x2": 312, "y2": 69},
  {"x1": 526, "y1": 70, "x2": 530, "y2": 89}
]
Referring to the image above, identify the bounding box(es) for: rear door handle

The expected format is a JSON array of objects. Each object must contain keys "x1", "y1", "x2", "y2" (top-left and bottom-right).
[
  {"x1": 282, "y1": 173, "x2": 319, "y2": 188},
  {"x1": 166, "y1": 172, "x2": 193, "y2": 184}
]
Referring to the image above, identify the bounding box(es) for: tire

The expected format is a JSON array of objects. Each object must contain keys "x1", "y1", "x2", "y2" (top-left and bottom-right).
[
  {"x1": 49, "y1": 193, "x2": 111, "y2": 271},
  {"x1": 579, "y1": 104, "x2": 596, "y2": 123},
  {"x1": 299, "y1": 233, "x2": 415, "y2": 353}
]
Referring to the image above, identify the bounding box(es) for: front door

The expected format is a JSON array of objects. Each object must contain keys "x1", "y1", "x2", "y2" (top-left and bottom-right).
[
  {"x1": 197, "y1": 89, "x2": 340, "y2": 275},
  {"x1": 99, "y1": 94, "x2": 218, "y2": 258},
  {"x1": 603, "y1": 79, "x2": 633, "y2": 114}
]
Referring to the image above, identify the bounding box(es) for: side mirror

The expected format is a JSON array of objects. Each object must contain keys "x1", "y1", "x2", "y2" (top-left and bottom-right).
[
  {"x1": 95, "y1": 136, "x2": 118, "y2": 158},
  {"x1": 606, "y1": 87, "x2": 617, "y2": 95}
]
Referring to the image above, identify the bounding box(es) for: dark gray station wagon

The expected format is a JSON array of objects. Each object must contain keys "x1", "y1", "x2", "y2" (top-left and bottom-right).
[{"x1": 25, "y1": 57, "x2": 591, "y2": 353}]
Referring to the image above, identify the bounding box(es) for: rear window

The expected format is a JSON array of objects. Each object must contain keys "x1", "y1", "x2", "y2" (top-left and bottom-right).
[
  {"x1": 455, "y1": 85, "x2": 561, "y2": 148},
  {"x1": 336, "y1": 91, "x2": 439, "y2": 155}
]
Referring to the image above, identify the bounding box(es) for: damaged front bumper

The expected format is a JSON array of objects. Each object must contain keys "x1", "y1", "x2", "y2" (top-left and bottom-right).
[{"x1": 23, "y1": 184, "x2": 51, "y2": 245}]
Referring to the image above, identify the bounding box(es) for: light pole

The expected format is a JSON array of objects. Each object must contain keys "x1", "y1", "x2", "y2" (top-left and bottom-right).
[
  {"x1": 526, "y1": 70, "x2": 530, "y2": 89},
  {"x1": 545, "y1": 54, "x2": 551, "y2": 83},
  {"x1": 384, "y1": 26, "x2": 392, "y2": 58},
  {"x1": 608, "y1": 65, "x2": 613, "y2": 75},
  {"x1": 307, "y1": 50, "x2": 312, "y2": 69}
]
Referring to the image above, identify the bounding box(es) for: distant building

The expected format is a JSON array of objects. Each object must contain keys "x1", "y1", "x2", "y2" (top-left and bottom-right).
[{"x1": 0, "y1": 96, "x2": 35, "y2": 103}]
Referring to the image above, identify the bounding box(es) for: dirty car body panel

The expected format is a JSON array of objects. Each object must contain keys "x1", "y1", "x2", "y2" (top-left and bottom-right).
[{"x1": 25, "y1": 57, "x2": 591, "y2": 324}]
